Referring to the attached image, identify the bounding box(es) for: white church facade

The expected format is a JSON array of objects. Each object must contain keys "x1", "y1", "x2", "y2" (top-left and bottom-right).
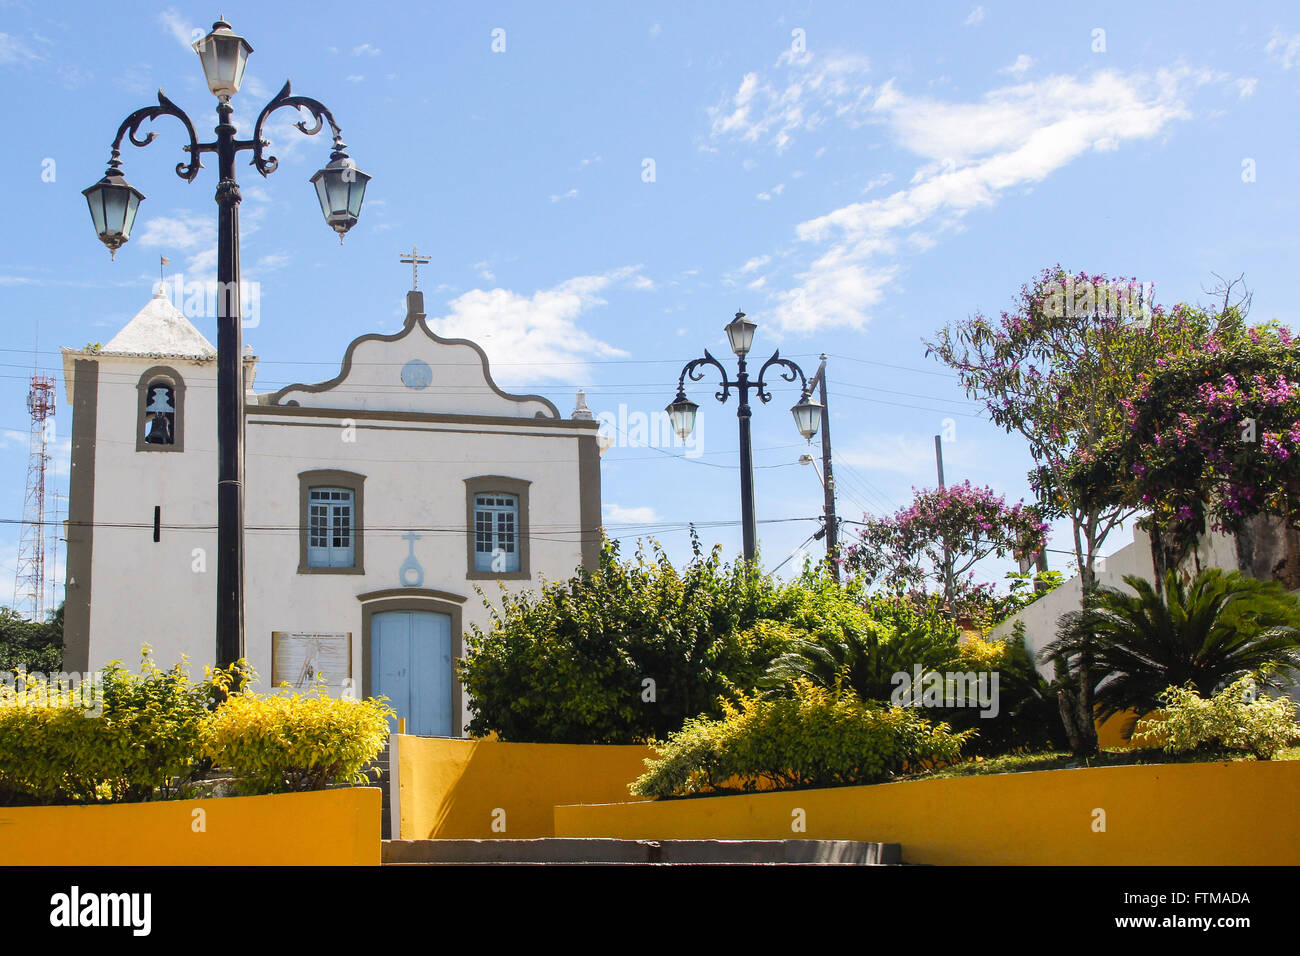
[{"x1": 61, "y1": 286, "x2": 602, "y2": 736}]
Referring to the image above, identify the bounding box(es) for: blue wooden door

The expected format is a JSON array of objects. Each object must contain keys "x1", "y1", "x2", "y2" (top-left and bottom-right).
[{"x1": 371, "y1": 610, "x2": 452, "y2": 736}]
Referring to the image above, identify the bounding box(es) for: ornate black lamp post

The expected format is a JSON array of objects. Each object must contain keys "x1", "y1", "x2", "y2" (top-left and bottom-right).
[
  {"x1": 83, "y1": 18, "x2": 371, "y2": 669},
  {"x1": 667, "y1": 312, "x2": 823, "y2": 564}
]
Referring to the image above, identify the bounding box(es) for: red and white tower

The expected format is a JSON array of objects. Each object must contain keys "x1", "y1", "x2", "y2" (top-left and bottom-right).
[{"x1": 12, "y1": 374, "x2": 56, "y2": 620}]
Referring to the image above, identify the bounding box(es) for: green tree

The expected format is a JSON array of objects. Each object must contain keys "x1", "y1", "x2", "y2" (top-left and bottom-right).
[
  {"x1": 1042, "y1": 569, "x2": 1300, "y2": 733},
  {"x1": 845, "y1": 481, "x2": 1048, "y2": 622},
  {"x1": 1062, "y1": 318, "x2": 1300, "y2": 587},
  {"x1": 0, "y1": 603, "x2": 64, "y2": 673},
  {"x1": 926, "y1": 266, "x2": 1215, "y2": 755},
  {"x1": 764, "y1": 592, "x2": 962, "y2": 702},
  {"x1": 458, "y1": 536, "x2": 808, "y2": 744}
]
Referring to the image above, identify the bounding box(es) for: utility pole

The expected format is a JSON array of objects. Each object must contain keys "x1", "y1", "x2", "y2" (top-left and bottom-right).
[
  {"x1": 935, "y1": 434, "x2": 954, "y2": 608},
  {"x1": 808, "y1": 355, "x2": 839, "y2": 581}
]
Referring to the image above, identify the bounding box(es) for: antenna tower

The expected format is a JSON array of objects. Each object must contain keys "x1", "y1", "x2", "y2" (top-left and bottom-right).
[{"x1": 13, "y1": 374, "x2": 56, "y2": 620}]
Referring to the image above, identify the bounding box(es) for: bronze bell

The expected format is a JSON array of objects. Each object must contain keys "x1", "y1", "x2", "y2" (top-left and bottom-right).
[{"x1": 145, "y1": 413, "x2": 172, "y2": 445}]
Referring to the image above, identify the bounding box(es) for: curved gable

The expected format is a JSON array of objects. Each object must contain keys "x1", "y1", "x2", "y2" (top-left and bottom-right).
[{"x1": 266, "y1": 291, "x2": 559, "y2": 419}]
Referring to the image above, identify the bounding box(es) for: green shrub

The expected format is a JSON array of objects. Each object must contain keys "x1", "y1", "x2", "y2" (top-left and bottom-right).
[
  {"x1": 1133, "y1": 677, "x2": 1300, "y2": 760},
  {"x1": 0, "y1": 603, "x2": 63, "y2": 673},
  {"x1": 1044, "y1": 569, "x2": 1300, "y2": 725},
  {"x1": 200, "y1": 676, "x2": 394, "y2": 793},
  {"x1": 935, "y1": 625, "x2": 1068, "y2": 756},
  {"x1": 459, "y1": 536, "x2": 814, "y2": 744},
  {"x1": 0, "y1": 648, "x2": 225, "y2": 804},
  {"x1": 0, "y1": 649, "x2": 393, "y2": 804},
  {"x1": 629, "y1": 681, "x2": 973, "y2": 797},
  {"x1": 763, "y1": 590, "x2": 963, "y2": 702}
]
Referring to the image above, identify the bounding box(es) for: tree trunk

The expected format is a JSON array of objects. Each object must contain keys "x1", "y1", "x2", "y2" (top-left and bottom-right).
[
  {"x1": 1056, "y1": 523, "x2": 1101, "y2": 758},
  {"x1": 1284, "y1": 521, "x2": 1300, "y2": 591},
  {"x1": 1149, "y1": 521, "x2": 1167, "y2": 597},
  {"x1": 1282, "y1": 478, "x2": 1300, "y2": 590}
]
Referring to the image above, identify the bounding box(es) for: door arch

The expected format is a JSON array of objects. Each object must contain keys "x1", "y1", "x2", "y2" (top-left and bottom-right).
[{"x1": 360, "y1": 591, "x2": 465, "y2": 737}]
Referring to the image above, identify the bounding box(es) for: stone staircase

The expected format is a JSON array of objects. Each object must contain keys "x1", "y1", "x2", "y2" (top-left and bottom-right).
[{"x1": 383, "y1": 838, "x2": 903, "y2": 865}]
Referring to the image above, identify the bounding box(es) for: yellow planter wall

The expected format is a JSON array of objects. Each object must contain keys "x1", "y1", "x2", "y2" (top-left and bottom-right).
[
  {"x1": 554, "y1": 761, "x2": 1300, "y2": 865},
  {"x1": 0, "y1": 788, "x2": 381, "y2": 866},
  {"x1": 396, "y1": 735, "x2": 652, "y2": 839}
]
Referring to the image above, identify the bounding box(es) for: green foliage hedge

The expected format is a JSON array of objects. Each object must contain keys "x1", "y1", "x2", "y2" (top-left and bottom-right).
[
  {"x1": 0, "y1": 649, "x2": 392, "y2": 805},
  {"x1": 1134, "y1": 677, "x2": 1300, "y2": 760},
  {"x1": 0, "y1": 651, "x2": 217, "y2": 804},
  {"x1": 0, "y1": 604, "x2": 63, "y2": 673},
  {"x1": 201, "y1": 676, "x2": 393, "y2": 794},
  {"x1": 459, "y1": 538, "x2": 813, "y2": 743},
  {"x1": 629, "y1": 681, "x2": 973, "y2": 797}
]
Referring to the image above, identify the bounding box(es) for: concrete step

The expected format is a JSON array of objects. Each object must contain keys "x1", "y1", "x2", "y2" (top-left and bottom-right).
[{"x1": 384, "y1": 838, "x2": 902, "y2": 865}]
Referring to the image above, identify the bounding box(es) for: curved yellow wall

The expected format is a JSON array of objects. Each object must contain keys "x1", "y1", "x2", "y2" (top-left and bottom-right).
[
  {"x1": 554, "y1": 761, "x2": 1300, "y2": 865},
  {"x1": 0, "y1": 788, "x2": 380, "y2": 866}
]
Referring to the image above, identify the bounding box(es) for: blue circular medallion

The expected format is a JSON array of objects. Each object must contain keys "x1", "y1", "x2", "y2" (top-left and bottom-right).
[{"x1": 401, "y1": 359, "x2": 433, "y2": 390}]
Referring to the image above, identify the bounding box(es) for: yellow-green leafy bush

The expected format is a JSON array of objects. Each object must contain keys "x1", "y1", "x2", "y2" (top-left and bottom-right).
[
  {"x1": 629, "y1": 681, "x2": 973, "y2": 798},
  {"x1": 200, "y1": 677, "x2": 394, "y2": 793},
  {"x1": 1133, "y1": 677, "x2": 1300, "y2": 760},
  {"x1": 0, "y1": 650, "x2": 223, "y2": 804}
]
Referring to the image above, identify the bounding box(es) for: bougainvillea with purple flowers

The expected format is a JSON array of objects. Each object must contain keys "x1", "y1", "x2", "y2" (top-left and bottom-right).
[
  {"x1": 927, "y1": 266, "x2": 1216, "y2": 594},
  {"x1": 925, "y1": 266, "x2": 1222, "y2": 756},
  {"x1": 1061, "y1": 320, "x2": 1300, "y2": 585}
]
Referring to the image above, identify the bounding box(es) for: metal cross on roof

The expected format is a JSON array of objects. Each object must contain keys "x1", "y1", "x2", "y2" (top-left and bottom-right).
[{"x1": 399, "y1": 246, "x2": 432, "y2": 290}]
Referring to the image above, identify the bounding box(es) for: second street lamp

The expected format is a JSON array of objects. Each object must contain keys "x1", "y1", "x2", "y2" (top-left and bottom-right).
[
  {"x1": 668, "y1": 312, "x2": 822, "y2": 564},
  {"x1": 84, "y1": 17, "x2": 371, "y2": 671}
]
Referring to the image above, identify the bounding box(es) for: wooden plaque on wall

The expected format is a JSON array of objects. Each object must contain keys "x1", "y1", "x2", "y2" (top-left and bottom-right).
[{"x1": 270, "y1": 631, "x2": 353, "y2": 693}]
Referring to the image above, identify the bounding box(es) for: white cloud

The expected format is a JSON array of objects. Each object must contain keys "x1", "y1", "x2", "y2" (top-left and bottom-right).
[
  {"x1": 739, "y1": 255, "x2": 771, "y2": 273},
  {"x1": 769, "y1": 67, "x2": 1213, "y2": 332},
  {"x1": 136, "y1": 213, "x2": 210, "y2": 251},
  {"x1": 353, "y1": 43, "x2": 382, "y2": 56},
  {"x1": 840, "y1": 433, "x2": 950, "y2": 478},
  {"x1": 549, "y1": 188, "x2": 579, "y2": 203},
  {"x1": 708, "y1": 53, "x2": 874, "y2": 152},
  {"x1": 861, "y1": 172, "x2": 893, "y2": 193},
  {"x1": 603, "y1": 503, "x2": 661, "y2": 524},
  {"x1": 965, "y1": 6, "x2": 986, "y2": 25},
  {"x1": 1235, "y1": 76, "x2": 1259, "y2": 98},
  {"x1": 431, "y1": 267, "x2": 650, "y2": 381},
  {"x1": 1000, "y1": 54, "x2": 1034, "y2": 77},
  {"x1": 47, "y1": 438, "x2": 72, "y2": 480},
  {"x1": 135, "y1": 211, "x2": 219, "y2": 274},
  {"x1": 1266, "y1": 30, "x2": 1300, "y2": 70},
  {"x1": 158, "y1": 10, "x2": 198, "y2": 48},
  {"x1": 0, "y1": 32, "x2": 41, "y2": 64}
]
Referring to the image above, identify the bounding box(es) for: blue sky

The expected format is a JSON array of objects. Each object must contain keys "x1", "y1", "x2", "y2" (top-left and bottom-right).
[{"x1": 2, "y1": 1, "x2": 1299, "y2": 612}]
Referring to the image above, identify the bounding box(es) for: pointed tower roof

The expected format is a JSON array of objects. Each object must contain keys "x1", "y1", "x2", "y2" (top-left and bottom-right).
[{"x1": 102, "y1": 287, "x2": 217, "y2": 359}]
